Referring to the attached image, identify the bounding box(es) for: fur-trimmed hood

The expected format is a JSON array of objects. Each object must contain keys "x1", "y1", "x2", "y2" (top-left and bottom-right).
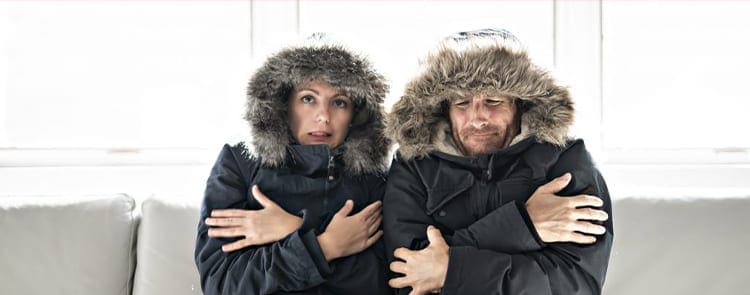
[
  {"x1": 245, "y1": 40, "x2": 391, "y2": 175},
  {"x1": 387, "y1": 29, "x2": 574, "y2": 160}
]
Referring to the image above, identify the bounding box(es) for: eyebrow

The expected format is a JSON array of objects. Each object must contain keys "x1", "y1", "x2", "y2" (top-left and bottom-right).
[
  {"x1": 297, "y1": 88, "x2": 348, "y2": 99},
  {"x1": 296, "y1": 88, "x2": 319, "y2": 95}
]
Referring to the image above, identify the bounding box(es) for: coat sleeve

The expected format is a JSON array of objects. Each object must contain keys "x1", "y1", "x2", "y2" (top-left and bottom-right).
[
  {"x1": 447, "y1": 200, "x2": 544, "y2": 253},
  {"x1": 384, "y1": 142, "x2": 613, "y2": 295},
  {"x1": 383, "y1": 155, "x2": 542, "y2": 260},
  {"x1": 194, "y1": 144, "x2": 331, "y2": 295}
]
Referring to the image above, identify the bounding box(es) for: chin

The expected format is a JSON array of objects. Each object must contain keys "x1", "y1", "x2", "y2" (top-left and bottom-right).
[{"x1": 467, "y1": 143, "x2": 501, "y2": 155}]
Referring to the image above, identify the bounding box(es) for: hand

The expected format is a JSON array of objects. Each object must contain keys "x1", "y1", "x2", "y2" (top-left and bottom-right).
[
  {"x1": 526, "y1": 173, "x2": 609, "y2": 244},
  {"x1": 317, "y1": 200, "x2": 383, "y2": 261},
  {"x1": 389, "y1": 226, "x2": 449, "y2": 295},
  {"x1": 206, "y1": 185, "x2": 302, "y2": 252}
]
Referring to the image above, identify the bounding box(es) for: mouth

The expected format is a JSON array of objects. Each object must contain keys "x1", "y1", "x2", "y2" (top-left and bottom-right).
[
  {"x1": 469, "y1": 133, "x2": 496, "y2": 137},
  {"x1": 307, "y1": 131, "x2": 332, "y2": 141}
]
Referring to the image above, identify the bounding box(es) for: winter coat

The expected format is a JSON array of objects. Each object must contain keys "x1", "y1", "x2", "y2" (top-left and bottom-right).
[
  {"x1": 195, "y1": 42, "x2": 392, "y2": 295},
  {"x1": 383, "y1": 29, "x2": 613, "y2": 295}
]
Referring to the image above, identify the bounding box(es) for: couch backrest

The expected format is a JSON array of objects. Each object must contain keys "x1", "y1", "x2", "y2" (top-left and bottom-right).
[
  {"x1": 0, "y1": 195, "x2": 137, "y2": 295},
  {"x1": 5, "y1": 195, "x2": 749, "y2": 295},
  {"x1": 604, "y1": 197, "x2": 750, "y2": 295},
  {"x1": 132, "y1": 197, "x2": 202, "y2": 295}
]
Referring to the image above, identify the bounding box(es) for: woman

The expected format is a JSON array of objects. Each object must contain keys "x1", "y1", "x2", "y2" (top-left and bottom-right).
[{"x1": 194, "y1": 38, "x2": 392, "y2": 294}]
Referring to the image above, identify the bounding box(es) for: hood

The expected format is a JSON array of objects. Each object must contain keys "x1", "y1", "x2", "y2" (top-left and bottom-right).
[
  {"x1": 387, "y1": 29, "x2": 574, "y2": 160},
  {"x1": 245, "y1": 39, "x2": 391, "y2": 175}
]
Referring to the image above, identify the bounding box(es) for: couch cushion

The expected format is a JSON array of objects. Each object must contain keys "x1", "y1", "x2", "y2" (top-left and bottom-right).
[
  {"x1": 132, "y1": 197, "x2": 202, "y2": 295},
  {"x1": 604, "y1": 197, "x2": 750, "y2": 295},
  {"x1": 0, "y1": 194, "x2": 137, "y2": 295}
]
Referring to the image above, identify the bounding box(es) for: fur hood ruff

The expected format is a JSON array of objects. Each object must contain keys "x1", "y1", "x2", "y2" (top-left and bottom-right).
[{"x1": 387, "y1": 29, "x2": 575, "y2": 159}]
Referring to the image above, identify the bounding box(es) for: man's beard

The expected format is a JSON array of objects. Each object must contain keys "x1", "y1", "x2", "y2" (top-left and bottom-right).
[{"x1": 456, "y1": 127, "x2": 505, "y2": 156}]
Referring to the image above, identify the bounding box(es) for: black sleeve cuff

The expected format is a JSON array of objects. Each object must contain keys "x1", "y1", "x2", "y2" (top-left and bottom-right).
[
  {"x1": 514, "y1": 201, "x2": 547, "y2": 248},
  {"x1": 296, "y1": 209, "x2": 332, "y2": 277},
  {"x1": 298, "y1": 229, "x2": 333, "y2": 276}
]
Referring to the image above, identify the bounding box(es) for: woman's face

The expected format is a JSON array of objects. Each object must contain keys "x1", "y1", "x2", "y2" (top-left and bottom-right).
[{"x1": 288, "y1": 80, "x2": 354, "y2": 149}]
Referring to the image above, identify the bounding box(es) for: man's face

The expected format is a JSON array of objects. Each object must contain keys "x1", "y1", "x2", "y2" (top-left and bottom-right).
[{"x1": 448, "y1": 94, "x2": 519, "y2": 156}]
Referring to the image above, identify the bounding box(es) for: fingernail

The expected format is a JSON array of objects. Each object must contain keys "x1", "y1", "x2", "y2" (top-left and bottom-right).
[{"x1": 561, "y1": 173, "x2": 571, "y2": 180}]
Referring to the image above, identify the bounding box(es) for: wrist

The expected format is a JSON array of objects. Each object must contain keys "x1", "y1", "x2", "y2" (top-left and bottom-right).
[
  {"x1": 316, "y1": 233, "x2": 339, "y2": 262},
  {"x1": 438, "y1": 249, "x2": 449, "y2": 288},
  {"x1": 286, "y1": 216, "x2": 303, "y2": 232}
]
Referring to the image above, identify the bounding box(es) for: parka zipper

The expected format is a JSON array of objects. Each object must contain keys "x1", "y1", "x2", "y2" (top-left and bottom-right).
[
  {"x1": 324, "y1": 154, "x2": 335, "y2": 209},
  {"x1": 485, "y1": 155, "x2": 494, "y2": 181},
  {"x1": 482, "y1": 156, "x2": 495, "y2": 181},
  {"x1": 327, "y1": 155, "x2": 335, "y2": 182}
]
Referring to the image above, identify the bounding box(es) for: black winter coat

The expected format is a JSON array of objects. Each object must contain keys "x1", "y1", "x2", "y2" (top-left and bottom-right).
[
  {"x1": 195, "y1": 143, "x2": 391, "y2": 295},
  {"x1": 383, "y1": 138, "x2": 613, "y2": 294}
]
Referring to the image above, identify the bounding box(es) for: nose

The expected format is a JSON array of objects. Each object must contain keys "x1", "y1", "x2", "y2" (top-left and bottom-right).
[
  {"x1": 315, "y1": 105, "x2": 330, "y2": 124},
  {"x1": 468, "y1": 102, "x2": 489, "y2": 129}
]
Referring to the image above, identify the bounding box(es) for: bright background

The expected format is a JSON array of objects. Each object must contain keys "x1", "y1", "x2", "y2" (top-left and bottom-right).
[{"x1": 1, "y1": 0, "x2": 748, "y2": 200}]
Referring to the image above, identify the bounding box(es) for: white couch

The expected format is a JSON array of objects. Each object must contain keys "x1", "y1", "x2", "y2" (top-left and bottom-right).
[
  {"x1": 1, "y1": 195, "x2": 748, "y2": 294},
  {"x1": 0, "y1": 195, "x2": 201, "y2": 295}
]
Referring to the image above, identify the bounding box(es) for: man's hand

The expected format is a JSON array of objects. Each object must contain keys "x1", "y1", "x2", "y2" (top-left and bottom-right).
[
  {"x1": 206, "y1": 185, "x2": 302, "y2": 252},
  {"x1": 317, "y1": 200, "x2": 383, "y2": 261},
  {"x1": 389, "y1": 226, "x2": 449, "y2": 295},
  {"x1": 526, "y1": 173, "x2": 609, "y2": 244}
]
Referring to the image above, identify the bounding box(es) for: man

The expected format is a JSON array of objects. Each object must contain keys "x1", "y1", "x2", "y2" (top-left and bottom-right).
[{"x1": 383, "y1": 29, "x2": 613, "y2": 294}]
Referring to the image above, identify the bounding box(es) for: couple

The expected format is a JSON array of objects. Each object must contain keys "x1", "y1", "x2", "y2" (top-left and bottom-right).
[{"x1": 194, "y1": 29, "x2": 613, "y2": 295}]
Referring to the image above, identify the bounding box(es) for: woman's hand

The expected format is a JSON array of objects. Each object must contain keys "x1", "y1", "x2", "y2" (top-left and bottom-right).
[
  {"x1": 317, "y1": 200, "x2": 383, "y2": 261},
  {"x1": 206, "y1": 185, "x2": 302, "y2": 252}
]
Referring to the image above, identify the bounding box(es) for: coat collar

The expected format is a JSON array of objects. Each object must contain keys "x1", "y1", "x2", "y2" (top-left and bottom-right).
[
  {"x1": 282, "y1": 144, "x2": 345, "y2": 176},
  {"x1": 421, "y1": 137, "x2": 535, "y2": 214}
]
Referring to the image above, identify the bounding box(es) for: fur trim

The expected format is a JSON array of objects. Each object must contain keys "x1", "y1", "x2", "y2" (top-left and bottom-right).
[
  {"x1": 387, "y1": 29, "x2": 574, "y2": 159},
  {"x1": 245, "y1": 42, "x2": 391, "y2": 175}
]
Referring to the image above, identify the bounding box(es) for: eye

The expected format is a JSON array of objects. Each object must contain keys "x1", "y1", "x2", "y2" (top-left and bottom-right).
[
  {"x1": 453, "y1": 100, "x2": 470, "y2": 109},
  {"x1": 301, "y1": 95, "x2": 314, "y2": 104},
  {"x1": 333, "y1": 98, "x2": 349, "y2": 109},
  {"x1": 485, "y1": 99, "x2": 503, "y2": 106}
]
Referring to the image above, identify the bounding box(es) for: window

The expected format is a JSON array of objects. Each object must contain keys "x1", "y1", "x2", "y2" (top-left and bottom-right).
[
  {"x1": 1, "y1": 1, "x2": 251, "y2": 166},
  {"x1": 602, "y1": 1, "x2": 750, "y2": 150}
]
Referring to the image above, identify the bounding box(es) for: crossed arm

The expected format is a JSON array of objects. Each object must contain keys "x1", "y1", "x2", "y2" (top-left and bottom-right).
[
  {"x1": 202, "y1": 144, "x2": 612, "y2": 295},
  {"x1": 195, "y1": 145, "x2": 386, "y2": 294},
  {"x1": 206, "y1": 185, "x2": 383, "y2": 259},
  {"x1": 383, "y1": 145, "x2": 613, "y2": 294}
]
